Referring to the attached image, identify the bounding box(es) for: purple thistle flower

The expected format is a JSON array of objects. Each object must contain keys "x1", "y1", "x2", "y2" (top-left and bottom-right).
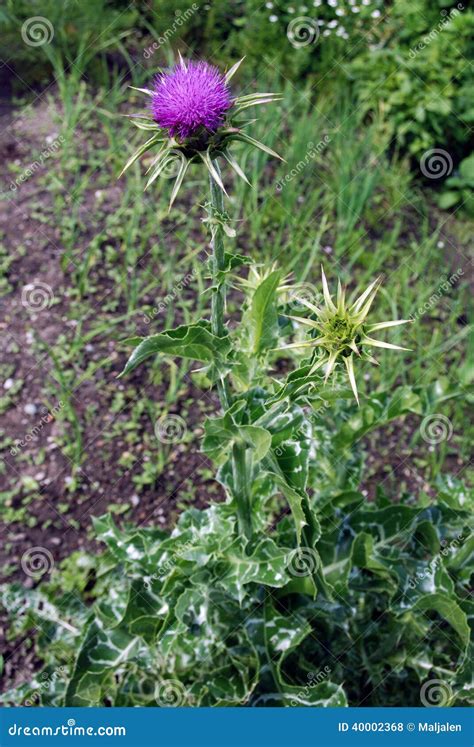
[
  {"x1": 151, "y1": 60, "x2": 233, "y2": 140},
  {"x1": 121, "y1": 58, "x2": 282, "y2": 207}
]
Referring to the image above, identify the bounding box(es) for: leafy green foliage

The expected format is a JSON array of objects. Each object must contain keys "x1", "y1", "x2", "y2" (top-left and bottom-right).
[
  {"x1": 242, "y1": 270, "x2": 281, "y2": 356},
  {"x1": 2, "y1": 283, "x2": 472, "y2": 705},
  {"x1": 120, "y1": 322, "x2": 231, "y2": 377},
  {"x1": 1, "y1": 475, "x2": 471, "y2": 707},
  {"x1": 203, "y1": 401, "x2": 271, "y2": 465},
  {"x1": 439, "y1": 154, "x2": 474, "y2": 215},
  {"x1": 350, "y1": 3, "x2": 474, "y2": 160},
  {"x1": 2, "y1": 236, "x2": 471, "y2": 707}
]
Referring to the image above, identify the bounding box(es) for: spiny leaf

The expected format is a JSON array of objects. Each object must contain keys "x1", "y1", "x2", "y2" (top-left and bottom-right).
[
  {"x1": 244, "y1": 269, "x2": 281, "y2": 355},
  {"x1": 200, "y1": 151, "x2": 228, "y2": 194},
  {"x1": 129, "y1": 86, "x2": 154, "y2": 97},
  {"x1": 203, "y1": 403, "x2": 271, "y2": 465},
  {"x1": 119, "y1": 322, "x2": 230, "y2": 377}
]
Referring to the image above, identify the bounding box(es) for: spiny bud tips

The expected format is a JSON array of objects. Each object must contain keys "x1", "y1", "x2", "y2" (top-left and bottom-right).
[{"x1": 281, "y1": 268, "x2": 412, "y2": 403}]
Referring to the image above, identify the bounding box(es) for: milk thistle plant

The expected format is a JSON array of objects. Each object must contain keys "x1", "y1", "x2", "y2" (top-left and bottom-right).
[{"x1": 1, "y1": 59, "x2": 471, "y2": 709}]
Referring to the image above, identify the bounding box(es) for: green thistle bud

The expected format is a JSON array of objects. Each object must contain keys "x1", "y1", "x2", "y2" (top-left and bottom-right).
[
  {"x1": 236, "y1": 263, "x2": 294, "y2": 297},
  {"x1": 281, "y1": 267, "x2": 412, "y2": 403}
]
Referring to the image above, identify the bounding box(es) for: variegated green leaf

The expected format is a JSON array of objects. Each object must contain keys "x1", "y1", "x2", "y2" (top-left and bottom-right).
[{"x1": 120, "y1": 322, "x2": 231, "y2": 376}]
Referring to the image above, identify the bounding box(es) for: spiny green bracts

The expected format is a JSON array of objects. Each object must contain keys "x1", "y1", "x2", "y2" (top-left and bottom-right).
[{"x1": 280, "y1": 267, "x2": 412, "y2": 403}]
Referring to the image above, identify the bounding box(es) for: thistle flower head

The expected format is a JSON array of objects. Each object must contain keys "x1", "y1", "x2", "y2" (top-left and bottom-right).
[
  {"x1": 281, "y1": 267, "x2": 412, "y2": 403},
  {"x1": 151, "y1": 61, "x2": 233, "y2": 139},
  {"x1": 120, "y1": 57, "x2": 283, "y2": 209}
]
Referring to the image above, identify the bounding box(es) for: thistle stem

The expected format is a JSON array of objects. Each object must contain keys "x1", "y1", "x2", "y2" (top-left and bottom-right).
[
  {"x1": 209, "y1": 165, "x2": 226, "y2": 339},
  {"x1": 208, "y1": 161, "x2": 231, "y2": 409},
  {"x1": 232, "y1": 441, "x2": 252, "y2": 540},
  {"x1": 208, "y1": 161, "x2": 251, "y2": 539}
]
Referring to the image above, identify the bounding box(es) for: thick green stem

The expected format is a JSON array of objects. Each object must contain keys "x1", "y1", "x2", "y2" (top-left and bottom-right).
[
  {"x1": 208, "y1": 162, "x2": 251, "y2": 539},
  {"x1": 209, "y1": 167, "x2": 226, "y2": 339},
  {"x1": 209, "y1": 162, "x2": 230, "y2": 409},
  {"x1": 210, "y1": 160, "x2": 252, "y2": 538},
  {"x1": 232, "y1": 441, "x2": 252, "y2": 539}
]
